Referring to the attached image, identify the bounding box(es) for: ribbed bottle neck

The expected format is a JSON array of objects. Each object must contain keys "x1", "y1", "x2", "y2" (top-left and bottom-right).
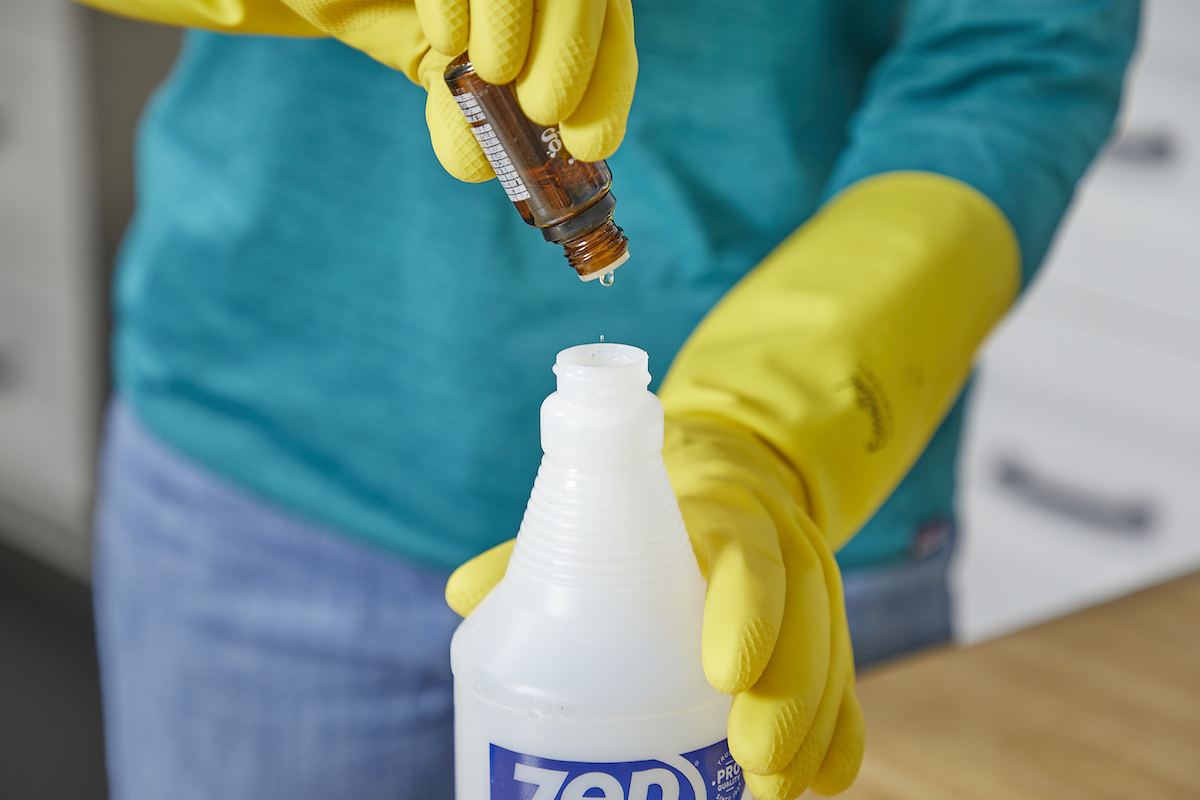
[{"x1": 509, "y1": 454, "x2": 697, "y2": 586}]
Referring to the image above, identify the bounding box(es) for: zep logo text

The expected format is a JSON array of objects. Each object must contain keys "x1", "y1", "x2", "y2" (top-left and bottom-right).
[{"x1": 489, "y1": 741, "x2": 744, "y2": 800}]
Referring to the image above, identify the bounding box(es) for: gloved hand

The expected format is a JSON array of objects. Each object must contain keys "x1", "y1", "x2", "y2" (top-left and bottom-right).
[
  {"x1": 77, "y1": 0, "x2": 637, "y2": 179},
  {"x1": 448, "y1": 171, "x2": 1020, "y2": 798},
  {"x1": 660, "y1": 417, "x2": 862, "y2": 798}
]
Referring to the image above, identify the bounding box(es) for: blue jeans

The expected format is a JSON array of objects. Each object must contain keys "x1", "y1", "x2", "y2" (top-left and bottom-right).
[
  {"x1": 843, "y1": 530, "x2": 954, "y2": 669},
  {"x1": 93, "y1": 403, "x2": 462, "y2": 800},
  {"x1": 94, "y1": 402, "x2": 953, "y2": 799}
]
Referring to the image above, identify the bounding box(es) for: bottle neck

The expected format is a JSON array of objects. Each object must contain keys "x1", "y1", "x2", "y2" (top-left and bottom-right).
[
  {"x1": 541, "y1": 343, "x2": 662, "y2": 468},
  {"x1": 511, "y1": 343, "x2": 695, "y2": 586},
  {"x1": 509, "y1": 454, "x2": 697, "y2": 586},
  {"x1": 562, "y1": 218, "x2": 630, "y2": 282}
]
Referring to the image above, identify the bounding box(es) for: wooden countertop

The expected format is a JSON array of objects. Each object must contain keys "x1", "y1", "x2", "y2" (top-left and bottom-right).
[{"x1": 840, "y1": 572, "x2": 1200, "y2": 799}]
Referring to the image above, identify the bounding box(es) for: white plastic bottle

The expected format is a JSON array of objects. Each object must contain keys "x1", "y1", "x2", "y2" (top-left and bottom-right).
[{"x1": 451, "y1": 343, "x2": 743, "y2": 800}]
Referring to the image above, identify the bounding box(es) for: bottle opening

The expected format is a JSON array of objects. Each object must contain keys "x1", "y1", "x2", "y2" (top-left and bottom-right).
[
  {"x1": 552, "y1": 344, "x2": 651, "y2": 394},
  {"x1": 556, "y1": 343, "x2": 645, "y2": 369},
  {"x1": 578, "y1": 250, "x2": 630, "y2": 284},
  {"x1": 544, "y1": 343, "x2": 661, "y2": 457}
]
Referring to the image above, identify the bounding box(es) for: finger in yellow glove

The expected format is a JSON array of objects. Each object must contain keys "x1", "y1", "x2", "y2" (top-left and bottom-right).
[
  {"x1": 79, "y1": 0, "x2": 636, "y2": 179},
  {"x1": 660, "y1": 416, "x2": 864, "y2": 798},
  {"x1": 449, "y1": 171, "x2": 1019, "y2": 799}
]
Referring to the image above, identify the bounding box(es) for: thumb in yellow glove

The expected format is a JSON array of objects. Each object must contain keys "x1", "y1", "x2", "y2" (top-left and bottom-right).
[
  {"x1": 77, "y1": 0, "x2": 637, "y2": 180},
  {"x1": 448, "y1": 172, "x2": 1019, "y2": 798}
]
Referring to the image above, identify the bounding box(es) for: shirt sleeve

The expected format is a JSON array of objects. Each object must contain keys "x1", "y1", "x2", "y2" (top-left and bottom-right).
[{"x1": 821, "y1": 0, "x2": 1140, "y2": 284}]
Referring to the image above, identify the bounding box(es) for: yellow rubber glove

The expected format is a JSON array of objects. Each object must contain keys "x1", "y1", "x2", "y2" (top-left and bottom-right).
[
  {"x1": 412, "y1": 0, "x2": 637, "y2": 163},
  {"x1": 77, "y1": 0, "x2": 636, "y2": 180},
  {"x1": 448, "y1": 171, "x2": 1020, "y2": 798},
  {"x1": 72, "y1": 0, "x2": 320, "y2": 35}
]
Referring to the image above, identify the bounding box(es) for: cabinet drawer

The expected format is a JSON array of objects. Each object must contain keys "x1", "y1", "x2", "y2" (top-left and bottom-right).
[
  {"x1": 0, "y1": 275, "x2": 96, "y2": 536},
  {"x1": 981, "y1": 299, "x2": 1200, "y2": 452},
  {"x1": 1043, "y1": 75, "x2": 1200, "y2": 327},
  {"x1": 0, "y1": 0, "x2": 58, "y2": 41},
  {"x1": 955, "y1": 364, "x2": 1200, "y2": 643},
  {"x1": 0, "y1": 35, "x2": 63, "y2": 291},
  {"x1": 0, "y1": 12, "x2": 92, "y2": 297},
  {"x1": 1139, "y1": 0, "x2": 1200, "y2": 80},
  {"x1": 1036, "y1": 0, "x2": 1200, "y2": 328}
]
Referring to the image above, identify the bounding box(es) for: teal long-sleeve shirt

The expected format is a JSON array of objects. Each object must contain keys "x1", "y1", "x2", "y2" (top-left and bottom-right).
[{"x1": 114, "y1": 0, "x2": 1138, "y2": 571}]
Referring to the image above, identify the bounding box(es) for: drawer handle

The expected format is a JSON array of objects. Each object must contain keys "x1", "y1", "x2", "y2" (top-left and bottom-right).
[
  {"x1": 1108, "y1": 128, "x2": 1178, "y2": 166},
  {"x1": 995, "y1": 456, "x2": 1155, "y2": 535}
]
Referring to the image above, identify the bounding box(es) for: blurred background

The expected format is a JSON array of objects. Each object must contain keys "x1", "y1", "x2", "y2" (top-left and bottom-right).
[{"x1": 0, "y1": 0, "x2": 1196, "y2": 798}]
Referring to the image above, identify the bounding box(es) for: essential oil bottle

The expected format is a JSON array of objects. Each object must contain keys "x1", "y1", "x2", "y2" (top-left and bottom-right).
[{"x1": 446, "y1": 54, "x2": 630, "y2": 284}]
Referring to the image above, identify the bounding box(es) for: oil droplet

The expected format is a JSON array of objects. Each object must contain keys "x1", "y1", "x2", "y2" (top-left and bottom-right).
[{"x1": 599, "y1": 272, "x2": 615, "y2": 287}]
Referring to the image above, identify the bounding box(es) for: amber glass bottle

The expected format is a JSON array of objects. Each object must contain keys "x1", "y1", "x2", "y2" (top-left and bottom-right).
[{"x1": 445, "y1": 54, "x2": 630, "y2": 283}]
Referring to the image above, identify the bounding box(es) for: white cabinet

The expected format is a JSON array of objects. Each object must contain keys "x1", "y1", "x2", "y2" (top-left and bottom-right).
[
  {"x1": 0, "y1": 0, "x2": 102, "y2": 581},
  {"x1": 955, "y1": 0, "x2": 1200, "y2": 643}
]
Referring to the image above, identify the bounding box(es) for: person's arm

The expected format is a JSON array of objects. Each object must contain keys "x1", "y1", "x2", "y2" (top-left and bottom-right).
[
  {"x1": 451, "y1": 3, "x2": 1139, "y2": 799},
  {"x1": 74, "y1": 0, "x2": 319, "y2": 34},
  {"x1": 657, "y1": 3, "x2": 1139, "y2": 798},
  {"x1": 666, "y1": 0, "x2": 1140, "y2": 576},
  {"x1": 76, "y1": 0, "x2": 636, "y2": 180},
  {"x1": 826, "y1": 0, "x2": 1140, "y2": 287}
]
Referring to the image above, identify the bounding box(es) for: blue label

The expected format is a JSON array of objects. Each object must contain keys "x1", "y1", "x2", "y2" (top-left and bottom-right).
[{"x1": 490, "y1": 739, "x2": 743, "y2": 800}]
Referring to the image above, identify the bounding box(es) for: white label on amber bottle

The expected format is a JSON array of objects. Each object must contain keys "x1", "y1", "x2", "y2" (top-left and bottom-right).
[{"x1": 453, "y1": 93, "x2": 532, "y2": 202}]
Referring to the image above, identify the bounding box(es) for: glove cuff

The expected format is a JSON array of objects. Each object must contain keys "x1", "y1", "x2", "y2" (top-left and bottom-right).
[{"x1": 660, "y1": 171, "x2": 1020, "y2": 548}]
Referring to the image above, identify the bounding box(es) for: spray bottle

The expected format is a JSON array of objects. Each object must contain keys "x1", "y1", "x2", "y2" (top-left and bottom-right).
[{"x1": 451, "y1": 343, "x2": 744, "y2": 800}]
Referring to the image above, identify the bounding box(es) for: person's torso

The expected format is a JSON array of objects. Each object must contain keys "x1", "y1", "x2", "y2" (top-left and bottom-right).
[{"x1": 114, "y1": 0, "x2": 950, "y2": 570}]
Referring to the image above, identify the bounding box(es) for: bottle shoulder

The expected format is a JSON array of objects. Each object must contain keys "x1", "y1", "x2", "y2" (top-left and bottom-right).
[{"x1": 451, "y1": 569, "x2": 720, "y2": 719}]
